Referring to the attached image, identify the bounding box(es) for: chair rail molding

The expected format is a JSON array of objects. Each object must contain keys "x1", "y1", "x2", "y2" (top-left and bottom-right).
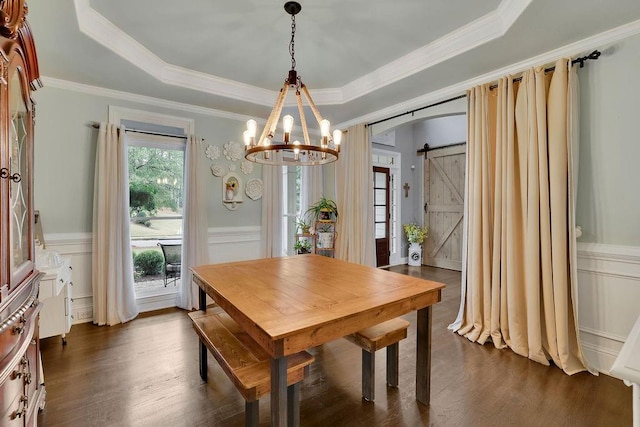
[
  {"x1": 41, "y1": 226, "x2": 262, "y2": 322},
  {"x1": 576, "y1": 242, "x2": 640, "y2": 376}
]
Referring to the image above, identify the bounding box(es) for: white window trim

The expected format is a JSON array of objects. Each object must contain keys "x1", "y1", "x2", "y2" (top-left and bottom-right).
[
  {"x1": 108, "y1": 106, "x2": 195, "y2": 135},
  {"x1": 373, "y1": 148, "x2": 402, "y2": 267},
  {"x1": 110, "y1": 107, "x2": 194, "y2": 309}
]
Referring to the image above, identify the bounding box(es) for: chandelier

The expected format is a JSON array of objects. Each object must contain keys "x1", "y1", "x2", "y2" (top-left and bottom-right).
[{"x1": 243, "y1": 1, "x2": 341, "y2": 166}]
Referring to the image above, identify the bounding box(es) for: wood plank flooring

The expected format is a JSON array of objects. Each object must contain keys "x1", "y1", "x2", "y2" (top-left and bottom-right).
[{"x1": 38, "y1": 266, "x2": 632, "y2": 426}]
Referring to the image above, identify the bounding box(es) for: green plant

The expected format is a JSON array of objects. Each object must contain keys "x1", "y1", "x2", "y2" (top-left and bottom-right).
[
  {"x1": 305, "y1": 196, "x2": 338, "y2": 222},
  {"x1": 133, "y1": 250, "x2": 164, "y2": 275},
  {"x1": 295, "y1": 216, "x2": 312, "y2": 234},
  {"x1": 293, "y1": 239, "x2": 312, "y2": 254},
  {"x1": 403, "y1": 223, "x2": 428, "y2": 244}
]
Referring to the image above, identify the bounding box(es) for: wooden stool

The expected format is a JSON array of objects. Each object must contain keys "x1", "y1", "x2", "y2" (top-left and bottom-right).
[
  {"x1": 344, "y1": 317, "x2": 410, "y2": 402},
  {"x1": 189, "y1": 309, "x2": 314, "y2": 427}
]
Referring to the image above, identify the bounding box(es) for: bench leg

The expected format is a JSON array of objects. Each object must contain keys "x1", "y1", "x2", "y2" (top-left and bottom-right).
[
  {"x1": 362, "y1": 349, "x2": 375, "y2": 402},
  {"x1": 386, "y1": 343, "x2": 399, "y2": 387},
  {"x1": 199, "y1": 340, "x2": 207, "y2": 381},
  {"x1": 287, "y1": 382, "x2": 300, "y2": 427},
  {"x1": 245, "y1": 400, "x2": 259, "y2": 427}
]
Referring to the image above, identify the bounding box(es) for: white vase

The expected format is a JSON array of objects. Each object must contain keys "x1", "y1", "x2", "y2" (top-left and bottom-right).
[{"x1": 408, "y1": 242, "x2": 422, "y2": 266}]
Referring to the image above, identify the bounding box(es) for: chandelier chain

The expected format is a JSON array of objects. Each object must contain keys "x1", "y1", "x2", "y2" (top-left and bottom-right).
[{"x1": 289, "y1": 14, "x2": 296, "y2": 71}]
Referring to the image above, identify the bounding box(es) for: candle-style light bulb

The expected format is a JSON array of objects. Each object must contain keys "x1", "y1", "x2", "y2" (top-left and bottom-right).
[
  {"x1": 246, "y1": 119, "x2": 257, "y2": 138},
  {"x1": 264, "y1": 137, "x2": 271, "y2": 160},
  {"x1": 320, "y1": 119, "x2": 330, "y2": 136},
  {"x1": 333, "y1": 129, "x2": 342, "y2": 152},
  {"x1": 283, "y1": 115, "x2": 294, "y2": 132},
  {"x1": 243, "y1": 130, "x2": 251, "y2": 148},
  {"x1": 293, "y1": 140, "x2": 301, "y2": 161},
  {"x1": 283, "y1": 115, "x2": 294, "y2": 143}
]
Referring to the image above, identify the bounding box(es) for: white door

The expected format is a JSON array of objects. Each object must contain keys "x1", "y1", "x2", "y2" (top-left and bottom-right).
[{"x1": 423, "y1": 144, "x2": 466, "y2": 271}]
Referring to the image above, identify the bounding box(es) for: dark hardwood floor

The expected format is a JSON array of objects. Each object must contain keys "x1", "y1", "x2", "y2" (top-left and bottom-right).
[{"x1": 38, "y1": 266, "x2": 632, "y2": 426}]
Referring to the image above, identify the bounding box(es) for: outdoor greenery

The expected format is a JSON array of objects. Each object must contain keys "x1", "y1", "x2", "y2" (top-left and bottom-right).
[
  {"x1": 403, "y1": 223, "x2": 429, "y2": 244},
  {"x1": 128, "y1": 146, "x2": 184, "y2": 219},
  {"x1": 133, "y1": 250, "x2": 164, "y2": 276}
]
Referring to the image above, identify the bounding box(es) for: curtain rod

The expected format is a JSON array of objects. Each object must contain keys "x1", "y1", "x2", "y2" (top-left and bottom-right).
[
  {"x1": 367, "y1": 50, "x2": 601, "y2": 128},
  {"x1": 89, "y1": 122, "x2": 188, "y2": 140}
]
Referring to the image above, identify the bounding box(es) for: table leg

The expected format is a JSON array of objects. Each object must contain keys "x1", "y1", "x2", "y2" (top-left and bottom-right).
[
  {"x1": 199, "y1": 288, "x2": 208, "y2": 381},
  {"x1": 416, "y1": 306, "x2": 432, "y2": 405},
  {"x1": 199, "y1": 287, "x2": 206, "y2": 310},
  {"x1": 271, "y1": 356, "x2": 288, "y2": 426}
]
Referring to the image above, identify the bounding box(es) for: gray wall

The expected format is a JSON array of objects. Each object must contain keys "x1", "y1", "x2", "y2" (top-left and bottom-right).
[
  {"x1": 32, "y1": 30, "x2": 640, "y2": 249},
  {"x1": 413, "y1": 114, "x2": 466, "y2": 150},
  {"x1": 576, "y1": 33, "x2": 640, "y2": 245},
  {"x1": 33, "y1": 86, "x2": 262, "y2": 234}
]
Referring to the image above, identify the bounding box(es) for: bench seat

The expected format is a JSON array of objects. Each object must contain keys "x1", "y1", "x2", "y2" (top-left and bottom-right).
[
  {"x1": 189, "y1": 308, "x2": 314, "y2": 425},
  {"x1": 344, "y1": 317, "x2": 410, "y2": 402}
]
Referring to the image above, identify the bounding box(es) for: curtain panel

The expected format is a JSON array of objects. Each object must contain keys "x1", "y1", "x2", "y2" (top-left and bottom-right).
[
  {"x1": 334, "y1": 124, "x2": 375, "y2": 266},
  {"x1": 92, "y1": 123, "x2": 139, "y2": 326},
  {"x1": 178, "y1": 136, "x2": 209, "y2": 310},
  {"x1": 262, "y1": 164, "x2": 285, "y2": 258},
  {"x1": 452, "y1": 60, "x2": 586, "y2": 374}
]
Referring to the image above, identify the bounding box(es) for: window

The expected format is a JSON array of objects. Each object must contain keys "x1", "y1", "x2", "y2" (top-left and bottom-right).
[
  {"x1": 128, "y1": 133, "x2": 185, "y2": 294},
  {"x1": 282, "y1": 165, "x2": 302, "y2": 255}
]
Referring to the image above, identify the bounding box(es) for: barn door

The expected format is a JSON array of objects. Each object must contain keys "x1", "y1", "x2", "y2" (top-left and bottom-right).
[{"x1": 423, "y1": 144, "x2": 466, "y2": 270}]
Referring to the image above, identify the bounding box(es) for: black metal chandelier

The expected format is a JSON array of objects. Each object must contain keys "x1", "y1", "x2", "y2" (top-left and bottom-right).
[{"x1": 243, "y1": 1, "x2": 341, "y2": 166}]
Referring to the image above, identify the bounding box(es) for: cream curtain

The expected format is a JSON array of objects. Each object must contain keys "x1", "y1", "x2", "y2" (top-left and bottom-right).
[
  {"x1": 453, "y1": 59, "x2": 587, "y2": 374},
  {"x1": 334, "y1": 124, "x2": 375, "y2": 266},
  {"x1": 178, "y1": 136, "x2": 209, "y2": 310},
  {"x1": 300, "y1": 163, "x2": 323, "y2": 218},
  {"x1": 92, "y1": 123, "x2": 139, "y2": 326},
  {"x1": 262, "y1": 164, "x2": 285, "y2": 257}
]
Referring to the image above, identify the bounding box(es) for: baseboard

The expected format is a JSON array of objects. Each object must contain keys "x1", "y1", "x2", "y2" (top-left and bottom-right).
[
  {"x1": 136, "y1": 291, "x2": 178, "y2": 313},
  {"x1": 576, "y1": 242, "x2": 640, "y2": 375}
]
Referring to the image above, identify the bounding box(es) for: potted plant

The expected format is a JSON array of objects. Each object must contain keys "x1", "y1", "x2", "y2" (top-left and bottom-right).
[
  {"x1": 403, "y1": 223, "x2": 428, "y2": 266},
  {"x1": 305, "y1": 196, "x2": 338, "y2": 223},
  {"x1": 293, "y1": 239, "x2": 312, "y2": 254},
  {"x1": 295, "y1": 216, "x2": 312, "y2": 234}
]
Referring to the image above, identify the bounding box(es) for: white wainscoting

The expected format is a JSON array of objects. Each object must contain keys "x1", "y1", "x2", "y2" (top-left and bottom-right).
[
  {"x1": 577, "y1": 242, "x2": 640, "y2": 376},
  {"x1": 43, "y1": 226, "x2": 262, "y2": 323}
]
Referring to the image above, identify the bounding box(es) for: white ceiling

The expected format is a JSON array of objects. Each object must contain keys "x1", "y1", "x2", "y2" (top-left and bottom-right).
[{"x1": 28, "y1": 0, "x2": 640, "y2": 127}]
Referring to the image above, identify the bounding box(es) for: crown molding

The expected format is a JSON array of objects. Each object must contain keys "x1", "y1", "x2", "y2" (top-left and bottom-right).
[
  {"x1": 41, "y1": 76, "x2": 257, "y2": 122},
  {"x1": 73, "y1": 0, "x2": 277, "y2": 106},
  {"x1": 340, "y1": 0, "x2": 532, "y2": 103},
  {"x1": 43, "y1": 16, "x2": 640, "y2": 132},
  {"x1": 73, "y1": 0, "x2": 530, "y2": 106},
  {"x1": 340, "y1": 17, "x2": 640, "y2": 130}
]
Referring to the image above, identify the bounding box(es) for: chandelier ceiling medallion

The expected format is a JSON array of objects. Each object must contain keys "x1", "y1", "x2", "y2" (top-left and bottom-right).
[{"x1": 243, "y1": 1, "x2": 341, "y2": 166}]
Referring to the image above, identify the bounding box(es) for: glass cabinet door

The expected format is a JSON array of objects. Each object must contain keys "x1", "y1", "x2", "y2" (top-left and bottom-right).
[{"x1": 8, "y1": 66, "x2": 33, "y2": 288}]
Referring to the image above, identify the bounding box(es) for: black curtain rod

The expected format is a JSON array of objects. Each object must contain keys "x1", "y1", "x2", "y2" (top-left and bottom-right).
[
  {"x1": 367, "y1": 94, "x2": 467, "y2": 127},
  {"x1": 489, "y1": 50, "x2": 601, "y2": 89},
  {"x1": 367, "y1": 50, "x2": 601, "y2": 128},
  {"x1": 90, "y1": 122, "x2": 188, "y2": 140}
]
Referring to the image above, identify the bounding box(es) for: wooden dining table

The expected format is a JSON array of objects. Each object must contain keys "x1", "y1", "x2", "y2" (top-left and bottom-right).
[{"x1": 191, "y1": 254, "x2": 445, "y2": 426}]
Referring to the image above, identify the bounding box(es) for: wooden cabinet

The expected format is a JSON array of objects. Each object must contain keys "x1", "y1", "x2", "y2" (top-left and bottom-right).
[
  {"x1": 0, "y1": 2, "x2": 45, "y2": 425},
  {"x1": 39, "y1": 258, "x2": 73, "y2": 343}
]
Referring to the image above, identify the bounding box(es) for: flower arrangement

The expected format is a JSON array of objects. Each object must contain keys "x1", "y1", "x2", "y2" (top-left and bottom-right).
[{"x1": 403, "y1": 223, "x2": 428, "y2": 244}]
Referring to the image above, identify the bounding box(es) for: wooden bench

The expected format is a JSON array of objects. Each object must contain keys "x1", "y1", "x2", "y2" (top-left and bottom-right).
[
  {"x1": 344, "y1": 317, "x2": 411, "y2": 402},
  {"x1": 188, "y1": 308, "x2": 315, "y2": 427}
]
